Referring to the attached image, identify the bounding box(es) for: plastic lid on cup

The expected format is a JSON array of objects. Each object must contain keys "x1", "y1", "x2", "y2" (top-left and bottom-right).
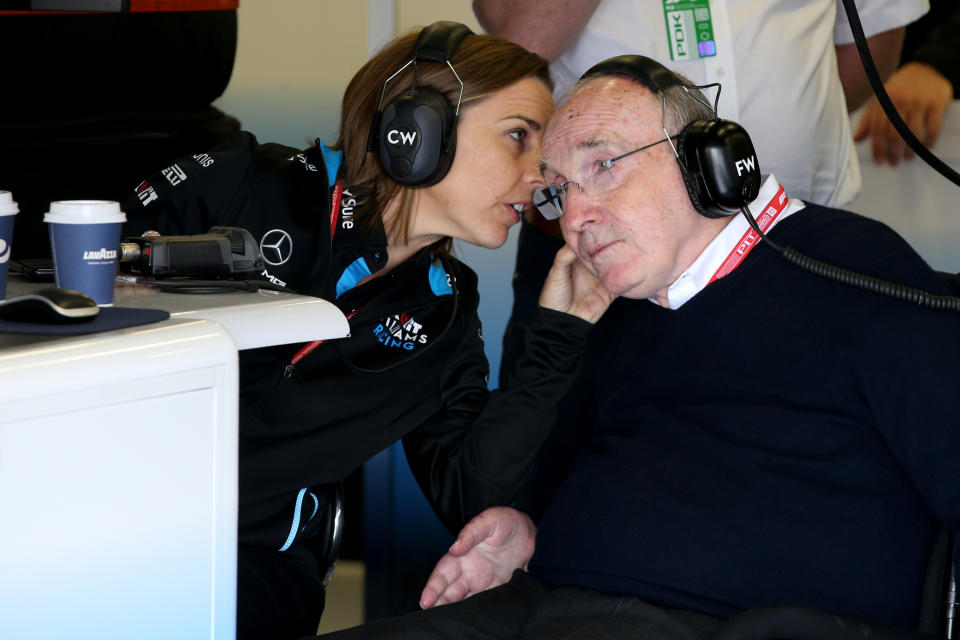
[
  {"x1": 0, "y1": 190, "x2": 18, "y2": 216},
  {"x1": 43, "y1": 200, "x2": 126, "y2": 224}
]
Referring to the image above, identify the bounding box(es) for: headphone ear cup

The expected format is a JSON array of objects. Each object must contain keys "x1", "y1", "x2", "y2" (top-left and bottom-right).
[
  {"x1": 370, "y1": 22, "x2": 473, "y2": 188},
  {"x1": 680, "y1": 160, "x2": 711, "y2": 217},
  {"x1": 676, "y1": 119, "x2": 759, "y2": 218},
  {"x1": 377, "y1": 88, "x2": 457, "y2": 187},
  {"x1": 676, "y1": 122, "x2": 716, "y2": 218}
]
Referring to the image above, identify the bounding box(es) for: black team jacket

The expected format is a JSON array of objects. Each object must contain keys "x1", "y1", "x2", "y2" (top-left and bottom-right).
[{"x1": 122, "y1": 130, "x2": 591, "y2": 554}]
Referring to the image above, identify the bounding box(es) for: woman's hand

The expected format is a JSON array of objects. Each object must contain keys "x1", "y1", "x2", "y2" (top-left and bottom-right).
[
  {"x1": 854, "y1": 62, "x2": 953, "y2": 166},
  {"x1": 419, "y1": 507, "x2": 536, "y2": 609},
  {"x1": 538, "y1": 244, "x2": 614, "y2": 324}
]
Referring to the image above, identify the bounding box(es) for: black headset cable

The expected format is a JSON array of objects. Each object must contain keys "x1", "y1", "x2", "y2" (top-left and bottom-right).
[{"x1": 741, "y1": 205, "x2": 960, "y2": 312}]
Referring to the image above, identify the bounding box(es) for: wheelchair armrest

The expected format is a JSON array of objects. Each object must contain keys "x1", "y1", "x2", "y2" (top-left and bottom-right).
[
  {"x1": 710, "y1": 530, "x2": 955, "y2": 640},
  {"x1": 708, "y1": 606, "x2": 936, "y2": 640}
]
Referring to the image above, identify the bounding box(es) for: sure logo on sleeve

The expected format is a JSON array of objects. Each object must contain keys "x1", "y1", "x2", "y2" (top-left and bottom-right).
[
  {"x1": 340, "y1": 188, "x2": 357, "y2": 230},
  {"x1": 192, "y1": 153, "x2": 215, "y2": 168}
]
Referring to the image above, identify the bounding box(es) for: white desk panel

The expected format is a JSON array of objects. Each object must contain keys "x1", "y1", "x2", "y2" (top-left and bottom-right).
[
  {"x1": 0, "y1": 319, "x2": 239, "y2": 640},
  {"x1": 0, "y1": 268, "x2": 352, "y2": 638}
]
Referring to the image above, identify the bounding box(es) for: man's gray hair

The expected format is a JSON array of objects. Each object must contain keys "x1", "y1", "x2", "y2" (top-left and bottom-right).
[{"x1": 567, "y1": 69, "x2": 715, "y2": 135}]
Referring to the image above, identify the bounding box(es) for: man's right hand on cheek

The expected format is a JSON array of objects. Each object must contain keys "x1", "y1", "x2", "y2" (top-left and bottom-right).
[{"x1": 538, "y1": 244, "x2": 615, "y2": 324}]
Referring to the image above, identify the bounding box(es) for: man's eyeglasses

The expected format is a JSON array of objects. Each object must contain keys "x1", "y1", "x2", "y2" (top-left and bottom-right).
[{"x1": 533, "y1": 135, "x2": 678, "y2": 220}]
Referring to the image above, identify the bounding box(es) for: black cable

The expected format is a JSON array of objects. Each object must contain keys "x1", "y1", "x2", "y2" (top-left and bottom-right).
[
  {"x1": 741, "y1": 205, "x2": 960, "y2": 312},
  {"x1": 840, "y1": 0, "x2": 960, "y2": 187},
  {"x1": 124, "y1": 276, "x2": 297, "y2": 295}
]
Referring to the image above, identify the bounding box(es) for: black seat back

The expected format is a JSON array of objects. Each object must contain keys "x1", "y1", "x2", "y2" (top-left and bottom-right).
[{"x1": 708, "y1": 530, "x2": 956, "y2": 640}]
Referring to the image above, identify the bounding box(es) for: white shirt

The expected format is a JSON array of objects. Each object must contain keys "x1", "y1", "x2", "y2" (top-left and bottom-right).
[
  {"x1": 659, "y1": 173, "x2": 805, "y2": 309},
  {"x1": 551, "y1": 0, "x2": 930, "y2": 207}
]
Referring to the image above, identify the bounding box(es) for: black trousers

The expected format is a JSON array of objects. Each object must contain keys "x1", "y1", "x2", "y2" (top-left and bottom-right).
[
  {"x1": 317, "y1": 570, "x2": 721, "y2": 640},
  {"x1": 238, "y1": 543, "x2": 327, "y2": 640}
]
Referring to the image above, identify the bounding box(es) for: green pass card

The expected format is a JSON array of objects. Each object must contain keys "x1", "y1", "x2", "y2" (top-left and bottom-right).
[{"x1": 662, "y1": 0, "x2": 717, "y2": 60}]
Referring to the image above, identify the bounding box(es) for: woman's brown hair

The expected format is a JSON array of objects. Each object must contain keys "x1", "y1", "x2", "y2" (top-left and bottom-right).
[{"x1": 333, "y1": 27, "x2": 551, "y2": 256}]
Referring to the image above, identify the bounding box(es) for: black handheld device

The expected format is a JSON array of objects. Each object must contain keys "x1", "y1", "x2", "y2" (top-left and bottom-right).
[{"x1": 118, "y1": 226, "x2": 264, "y2": 279}]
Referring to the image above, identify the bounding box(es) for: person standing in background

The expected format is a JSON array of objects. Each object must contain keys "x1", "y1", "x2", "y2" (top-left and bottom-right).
[
  {"x1": 474, "y1": 0, "x2": 926, "y2": 206},
  {"x1": 854, "y1": 0, "x2": 959, "y2": 165}
]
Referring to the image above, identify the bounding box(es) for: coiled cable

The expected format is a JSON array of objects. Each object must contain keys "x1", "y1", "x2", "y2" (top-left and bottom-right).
[{"x1": 742, "y1": 205, "x2": 960, "y2": 312}]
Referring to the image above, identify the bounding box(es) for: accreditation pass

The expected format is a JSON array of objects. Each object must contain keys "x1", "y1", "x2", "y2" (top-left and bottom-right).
[{"x1": 662, "y1": 0, "x2": 717, "y2": 60}]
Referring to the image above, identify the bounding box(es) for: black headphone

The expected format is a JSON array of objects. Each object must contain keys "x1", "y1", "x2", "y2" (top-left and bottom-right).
[
  {"x1": 580, "y1": 55, "x2": 761, "y2": 218},
  {"x1": 367, "y1": 21, "x2": 473, "y2": 187}
]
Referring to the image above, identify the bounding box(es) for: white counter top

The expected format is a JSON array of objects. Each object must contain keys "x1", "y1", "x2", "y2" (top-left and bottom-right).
[{"x1": 4, "y1": 275, "x2": 351, "y2": 350}]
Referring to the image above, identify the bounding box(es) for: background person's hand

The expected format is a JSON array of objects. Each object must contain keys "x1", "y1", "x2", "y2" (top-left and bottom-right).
[
  {"x1": 538, "y1": 244, "x2": 615, "y2": 324},
  {"x1": 854, "y1": 61, "x2": 953, "y2": 165},
  {"x1": 419, "y1": 506, "x2": 536, "y2": 609}
]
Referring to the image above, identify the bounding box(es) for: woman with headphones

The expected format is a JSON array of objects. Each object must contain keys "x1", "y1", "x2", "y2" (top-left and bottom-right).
[{"x1": 122, "y1": 21, "x2": 611, "y2": 640}]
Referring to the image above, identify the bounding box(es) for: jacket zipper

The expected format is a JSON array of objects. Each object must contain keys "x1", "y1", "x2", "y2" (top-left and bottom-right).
[{"x1": 283, "y1": 308, "x2": 359, "y2": 379}]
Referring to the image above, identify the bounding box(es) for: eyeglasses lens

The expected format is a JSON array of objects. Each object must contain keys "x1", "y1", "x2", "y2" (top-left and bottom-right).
[{"x1": 533, "y1": 183, "x2": 565, "y2": 220}]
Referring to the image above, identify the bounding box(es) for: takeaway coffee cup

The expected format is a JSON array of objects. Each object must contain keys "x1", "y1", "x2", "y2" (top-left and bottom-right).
[
  {"x1": 0, "y1": 191, "x2": 18, "y2": 300},
  {"x1": 44, "y1": 200, "x2": 126, "y2": 305}
]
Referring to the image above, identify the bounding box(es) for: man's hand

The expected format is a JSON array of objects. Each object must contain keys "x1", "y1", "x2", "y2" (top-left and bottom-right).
[
  {"x1": 419, "y1": 507, "x2": 536, "y2": 609},
  {"x1": 854, "y1": 62, "x2": 953, "y2": 165},
  {"x1": 836, "y1": 27, "x2": 905, "y2": 112},
  {"x1": 538, "y1": 244, "x2": 615, "y2": 324}
]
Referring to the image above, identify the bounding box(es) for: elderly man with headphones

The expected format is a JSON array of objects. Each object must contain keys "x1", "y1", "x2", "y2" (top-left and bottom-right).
[{"x1": 316, "y1": 55, "x2": 960, "y2": 640}]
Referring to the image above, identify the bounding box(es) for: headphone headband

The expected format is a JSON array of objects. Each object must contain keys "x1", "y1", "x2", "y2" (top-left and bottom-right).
[
  {"x1": 578, "y1": 54, "x2": 760, "y2": 218},
  {"x1": 582, "y1": 55, "x2": 683, "y2": 96},
  {"x1": 411, "y1": 21, "x2": 473, "y2": 63}
]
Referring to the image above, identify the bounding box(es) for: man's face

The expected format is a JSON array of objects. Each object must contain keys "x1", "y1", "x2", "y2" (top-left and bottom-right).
[{"x1": 541, "y1": 77, "x2": 712, "y2": 302}]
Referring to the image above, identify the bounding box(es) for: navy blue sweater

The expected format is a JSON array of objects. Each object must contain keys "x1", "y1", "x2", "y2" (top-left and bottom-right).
[{"x1": 528, "y1": 206, "x2": 960, "y2": 628}]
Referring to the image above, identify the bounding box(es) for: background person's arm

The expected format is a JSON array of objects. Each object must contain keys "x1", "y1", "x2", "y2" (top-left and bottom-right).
[
  {"x1": 472, "y1": 0, "x2": 602, "y2": 61},
  {"x1": 836, "y1": 26, "x2": 906, "y2": 112},
  {"x1": 854, "y1": 62, "x2": 952, "y2": 164},
  {"x1": 853, "y1": 1, "x2": 959, "y2": 164}
]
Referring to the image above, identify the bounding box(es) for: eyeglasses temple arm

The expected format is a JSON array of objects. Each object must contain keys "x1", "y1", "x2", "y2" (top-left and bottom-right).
[{"x1": 603, "y1": 135, "x2": 680, "y2": 168}]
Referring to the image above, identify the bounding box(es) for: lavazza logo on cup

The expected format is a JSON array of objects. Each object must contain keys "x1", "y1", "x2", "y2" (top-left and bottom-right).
[
  {"x1": 44, "y1": 200, "x2": 126, "y2": 305},
  {"x1": 82, "y1": 247, "x2": 119, "y2": 263}
]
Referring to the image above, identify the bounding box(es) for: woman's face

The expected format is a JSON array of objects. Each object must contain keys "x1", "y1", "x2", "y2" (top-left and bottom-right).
[{"x1": 418, "y1": 76, "x2": 554, "y2": 249}]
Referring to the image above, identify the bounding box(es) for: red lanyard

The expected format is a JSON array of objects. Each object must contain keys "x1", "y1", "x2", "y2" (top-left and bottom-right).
[
  {"x1": 708, "y1": 185, "x2": 788, "y2": 284},
  {"x1": 289, "y1": 182, "x2": 352, "y2": 367}
]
